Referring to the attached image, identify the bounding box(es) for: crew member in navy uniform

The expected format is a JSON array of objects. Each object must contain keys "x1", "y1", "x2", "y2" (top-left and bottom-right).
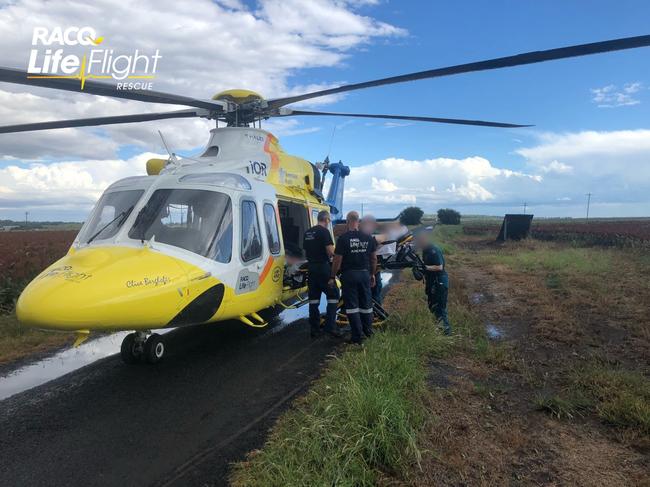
[
  {"x1": 303, "y1": 210, "x2": 342, "y2": 338},
  {"x1": 361, "y1": 215, "x2": 383, "y2": 304},
  {"x1": 416, "y1": 231, "x2": 452, "y2": 335},
  {"x1": 330, "y1": 211, "x2": 377, "y2": 345}
]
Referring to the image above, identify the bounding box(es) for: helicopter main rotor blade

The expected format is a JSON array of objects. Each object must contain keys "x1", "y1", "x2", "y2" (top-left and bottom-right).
[
  {"x1": 285, "y1": 110, "x2": 531, "y2": 128},
  {"x1": 0, "y1": 67, "x2": 226, "y2": 112},
  {"x1": 0, "y1": 109, "x2": 206, "y2": 134},
  {"x1": 267, "y1": 34, "x2": 650, "y2": 109}
]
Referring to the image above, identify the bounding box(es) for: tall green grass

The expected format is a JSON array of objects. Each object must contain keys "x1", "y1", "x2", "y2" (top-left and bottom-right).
[
  {"x1": 573, "y1": 365, "x2": 650, "y2": 433},
  {"x1": 230, "y1": 290, "x2": 451, "y2": 486},
  {"x1": 487, "y1": 246, "x2": 613, "y2": 275}
]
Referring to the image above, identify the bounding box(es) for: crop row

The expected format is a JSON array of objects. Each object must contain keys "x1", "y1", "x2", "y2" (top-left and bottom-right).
[
  {"x1": 463, "y1": 220, "x2": 650, "y2": 248},
  {"x1": 0, "y1": 230, "x2": 77, "y2": 312}
]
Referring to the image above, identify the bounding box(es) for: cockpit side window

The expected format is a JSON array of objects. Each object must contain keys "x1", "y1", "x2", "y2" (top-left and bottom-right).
[{"x1": 79, "y1": 189, "x2": 144, "y2": 244}]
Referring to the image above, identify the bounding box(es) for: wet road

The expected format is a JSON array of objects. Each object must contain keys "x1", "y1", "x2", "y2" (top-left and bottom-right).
[
  {"x1": 0, "y1": 273, "x2": 394, "y2": 487},
  {"x1": 0, "y1": 311, "x2": 336, "y2": 487}
]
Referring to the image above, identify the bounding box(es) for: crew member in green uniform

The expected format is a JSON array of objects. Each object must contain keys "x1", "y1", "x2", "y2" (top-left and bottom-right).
[{"x1": 416, "y1": 231, "x2": 452, "y2": 335}]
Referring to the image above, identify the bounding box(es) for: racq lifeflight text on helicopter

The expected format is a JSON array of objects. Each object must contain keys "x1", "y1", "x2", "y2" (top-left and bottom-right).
[{"x1": 1, "y1": 34, "x2": 649, "y2": 364}]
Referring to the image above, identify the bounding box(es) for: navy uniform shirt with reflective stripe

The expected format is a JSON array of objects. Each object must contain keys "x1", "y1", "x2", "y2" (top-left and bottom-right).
[
  {"x1": 335, "y1": 230, "x2": 376, "y2": 272},
  {"x1": 303, "y1": 225, "x2": 333, "y2": 263},
  {"x1": 422, "y1": 244, "x2": 449, "y2": 287}
]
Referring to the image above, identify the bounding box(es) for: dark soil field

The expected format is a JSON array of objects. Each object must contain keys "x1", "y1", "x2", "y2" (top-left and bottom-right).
[
  {"x1": 465, "y1": 218, "x2": 650, "y2": 248},
  {"x1": 411, "y1": 225, "x2": 650, "y2": 486},
  {"x1": 0, "y1": 230, "x2": 77, "y2": 364}
]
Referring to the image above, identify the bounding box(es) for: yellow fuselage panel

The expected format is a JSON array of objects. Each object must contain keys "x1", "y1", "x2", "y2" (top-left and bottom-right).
[
  {"x1": 16, "y1": 246, "x2": 292, "y2": 332},
  {"x1": 16, "y1": 246, "x2": 218, "y2": 331},
  {"x1": 263, "y1": 134, "x2": 321, "y2": 204}
]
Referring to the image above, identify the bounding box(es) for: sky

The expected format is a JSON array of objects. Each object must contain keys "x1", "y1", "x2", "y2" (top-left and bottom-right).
[{"x1": 0, "y1": 0, "x2": 649, "y2": 221}]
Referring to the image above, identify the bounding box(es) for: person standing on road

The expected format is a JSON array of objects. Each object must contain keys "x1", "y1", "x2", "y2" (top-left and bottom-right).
[
  {"x1": 330, "y1": 211, "x2": 377, "y2": 345},
  {"x1": 416, "y1": 231, "x2": 452, "y2": 335},
  {"x1": 303, "y1": 210, "x2": 342, "y2": 339}
]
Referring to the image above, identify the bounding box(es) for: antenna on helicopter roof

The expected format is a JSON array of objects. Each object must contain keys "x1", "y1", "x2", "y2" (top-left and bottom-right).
[
  {"x1": 158, "y1": 130, "x2": 178, "y2": 163},
  {"x1": 326, "y1": 125, "x2": 337, "y2": 159}
]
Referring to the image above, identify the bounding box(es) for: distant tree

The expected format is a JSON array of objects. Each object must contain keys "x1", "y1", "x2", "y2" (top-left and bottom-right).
[
  {"x1": 399, "y1": 206, "x2": 424, "y2": 225},
  {"x1": 437, "y1": 208, "x2": 461, "y2": 225}
]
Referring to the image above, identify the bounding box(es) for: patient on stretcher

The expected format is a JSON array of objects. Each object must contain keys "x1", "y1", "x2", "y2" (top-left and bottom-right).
[{"x1": 283, "y1": 242, "x2": 307, "y2": 288}]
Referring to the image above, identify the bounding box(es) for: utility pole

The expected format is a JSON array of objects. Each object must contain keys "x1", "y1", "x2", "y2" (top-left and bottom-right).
[
  {"x1": 523, "y1": 202, "x2": 527, "y2": 214},
  {"x1": 361, "y1": 203, "x2": 364, "y2": 217},
  {"x1": 25, "y1": 211, "x2": 29, "y2": 225},
  {"x1": 585, "y1": 193, "x2": 591, "y2": 223}
]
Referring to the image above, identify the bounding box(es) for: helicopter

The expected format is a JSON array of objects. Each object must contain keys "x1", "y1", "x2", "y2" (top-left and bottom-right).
[{"x1": 1, "y1": 34, "x2": 648, "y2": 364}]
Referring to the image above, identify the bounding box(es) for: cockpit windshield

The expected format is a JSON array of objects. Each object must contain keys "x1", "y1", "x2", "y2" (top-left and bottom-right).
[
  {"x1": 78, "y1": 190, "x2": 144, "y2": 244},
  {"x1": 128, "y1": 189, "x2": 233, "y2": 262}
]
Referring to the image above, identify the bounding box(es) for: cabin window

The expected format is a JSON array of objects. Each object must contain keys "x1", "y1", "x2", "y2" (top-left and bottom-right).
[
  {"x1": 277, "y1": 200, "x2": 310, "y2": 259},
  {"x1": 200, "y1": 145, "x2": 219, "y2": 158},
  {"x1": 263, "y1": 203, "x2": 281, "y2": 255},
  {"x1": 79, "y1": 189, "x2": 144, "y2": 243},
  {"x1": 241, "y1": 200, "x2": 262, "y2": 262},
  {"x1": 128, "y1": 189, "x2": 232, "y2": 262},
  {"x1": 312, "y1": 209, "x2": 319, "y2": 225}
]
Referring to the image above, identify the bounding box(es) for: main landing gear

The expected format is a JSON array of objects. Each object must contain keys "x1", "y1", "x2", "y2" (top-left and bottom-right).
[{"x1": 120, "y1": 331, "x2": 165, "y2": 364}]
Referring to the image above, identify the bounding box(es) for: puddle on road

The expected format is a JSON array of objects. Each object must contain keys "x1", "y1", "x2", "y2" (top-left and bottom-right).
[
  {"x1": 380, "y1": 272, "x2": 393, "y2": 286},
  {"x1": 485, "y1": 322, "x2": 505, "y2": 340},
  {"x1": 0, "y1": 272, "x2": 396, "y2": 401},
  {"x1": 471, "y1": 292, "x2": 485, "y2": 305},
  {"x1": 0, "y1": 331, "x2": 132, "y2": 401}
]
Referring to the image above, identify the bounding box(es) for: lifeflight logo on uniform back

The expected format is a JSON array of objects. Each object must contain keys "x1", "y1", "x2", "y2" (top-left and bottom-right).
[
  {"x1": 27, "y1": 26, "x2": 162, "y2": 90},
  {"x1": 349, "y1": 238, "x2": 369, "y2": 253}
]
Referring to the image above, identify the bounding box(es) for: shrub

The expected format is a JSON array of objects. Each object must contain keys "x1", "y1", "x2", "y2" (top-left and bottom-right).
[
  {"x1": 399, "y1": 206, "x2": 423, "y2": 225},
  {"x1": 437, "y1": 208, "x2": 461, "y2": 225}
]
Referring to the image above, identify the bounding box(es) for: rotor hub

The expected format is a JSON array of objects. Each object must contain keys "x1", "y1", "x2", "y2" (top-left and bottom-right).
[
  {"x1": 212, "y1": 89, "x2": 267, "y2": 126},
  {"x1": 212, "y1": 89, "x2": 264, "y2": 105}
]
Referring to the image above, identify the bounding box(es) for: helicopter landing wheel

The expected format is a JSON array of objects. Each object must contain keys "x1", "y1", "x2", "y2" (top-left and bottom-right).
[
  {"x1": 120, "y1": 332, "x2": 145, "y2": 364},
  {"x1": 143, "y1": 333, "x2": 165, "y2": 364}
]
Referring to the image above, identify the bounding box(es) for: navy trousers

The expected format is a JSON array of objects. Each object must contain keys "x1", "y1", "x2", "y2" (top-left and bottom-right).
[
  {"x1": 307, "y1": 262, "x2": 339, "y2": 334},
  {"x1": 341, "y1": 269, "x2": 373, "y2": 343},
  {"x1": 426, "y1": 279, "x2": 451, "y2": 335}
]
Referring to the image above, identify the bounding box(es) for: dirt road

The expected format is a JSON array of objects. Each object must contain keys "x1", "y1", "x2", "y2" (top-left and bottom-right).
[{"x1": 0, "y1": 315, "x2": 338, "y2": 487}]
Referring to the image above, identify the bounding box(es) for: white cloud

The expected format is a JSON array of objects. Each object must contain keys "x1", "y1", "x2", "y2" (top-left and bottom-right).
[
  {"x1": 539, "y1": 160, "x2": 572, "y2": 174},
  {"x1": 0, "y1": 0, "x2": 404, "y2": 159},
  {"x1": 344, "y1": 156, "x2": 539, "y2": 210},
  {"x1": 371, "y1": 177, "x2": 397, "y2": 191},
  {"x1": 341, "y1": 130, "x2": 650, "y2": 217},
  {"x1": 260, "y1": 118, "x2": 321, "y2": 137},
  {"x1": 0, "y1": 152, "x2": 160, "y2": 210},
  {"x1": 591, "y1": 82, "x2": 644, "y2": 108}
]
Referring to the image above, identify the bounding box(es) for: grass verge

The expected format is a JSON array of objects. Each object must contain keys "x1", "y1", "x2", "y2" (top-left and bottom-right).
[
  {"x1": 230, "y1": 279, "x2": 452, "y2": 486},
  {"x1": 0, "y1": 314, "x2": 72, "y2": 365}
]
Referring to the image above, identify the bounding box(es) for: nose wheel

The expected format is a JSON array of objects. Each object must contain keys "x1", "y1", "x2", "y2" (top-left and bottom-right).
[{"x1": 120, "y1": 332, "x2": 165, "y2": 364}]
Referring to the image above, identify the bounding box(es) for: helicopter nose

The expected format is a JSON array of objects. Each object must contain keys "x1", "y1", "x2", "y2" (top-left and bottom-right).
[{"x1": 16, "y1": 246, "x2": 209, "y2": 331}]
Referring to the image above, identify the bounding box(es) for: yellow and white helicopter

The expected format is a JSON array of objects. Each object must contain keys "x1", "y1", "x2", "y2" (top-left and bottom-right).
[{"x1": 1, "y1": 34, "x2": 649, "y2": 363}]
